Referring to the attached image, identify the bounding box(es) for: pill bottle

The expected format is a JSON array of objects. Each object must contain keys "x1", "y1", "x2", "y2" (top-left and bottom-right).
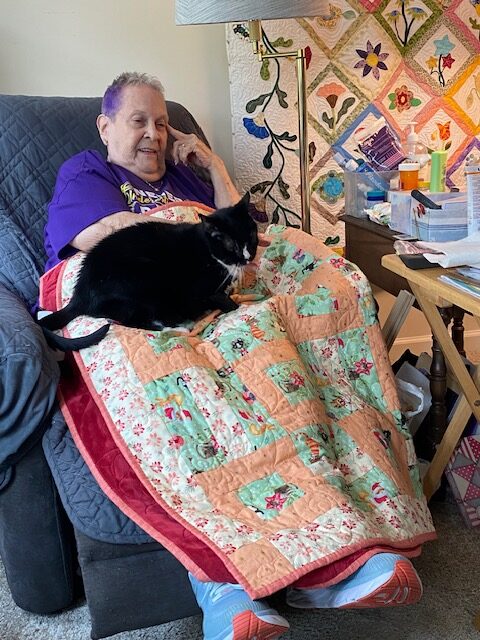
[{"x1": 398, "y1": 162, "x2": 419, "y2": 190}]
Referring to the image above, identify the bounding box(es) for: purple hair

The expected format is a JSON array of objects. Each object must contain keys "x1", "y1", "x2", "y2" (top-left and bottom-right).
[{"x1": 101, "y1": 72, "x2": 165, "y2": 118}]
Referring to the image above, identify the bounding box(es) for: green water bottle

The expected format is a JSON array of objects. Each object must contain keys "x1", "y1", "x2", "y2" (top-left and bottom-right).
[{"x1": 429, "y1": 150, "x2": 447, "y2": 192}]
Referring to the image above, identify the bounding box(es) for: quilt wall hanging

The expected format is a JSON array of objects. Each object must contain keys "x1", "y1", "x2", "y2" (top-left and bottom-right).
[{"x1": 226, "y1": 2, "x2": 480, "y2": 245}]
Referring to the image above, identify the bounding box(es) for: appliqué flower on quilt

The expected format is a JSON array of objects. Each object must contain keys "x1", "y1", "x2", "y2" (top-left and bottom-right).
[{"x1": 226, "y1": 1, "x2": 480, "y2": 245}]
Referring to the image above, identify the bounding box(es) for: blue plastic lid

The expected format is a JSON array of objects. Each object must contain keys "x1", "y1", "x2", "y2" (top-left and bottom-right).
[{"x1": 366, "y1": 190, "x2": 386, "y2": 199}]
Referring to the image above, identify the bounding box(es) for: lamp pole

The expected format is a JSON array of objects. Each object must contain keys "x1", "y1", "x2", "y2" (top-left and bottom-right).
[{"x1": 248, "y1": 20, "x2": 311, "y2": 234}]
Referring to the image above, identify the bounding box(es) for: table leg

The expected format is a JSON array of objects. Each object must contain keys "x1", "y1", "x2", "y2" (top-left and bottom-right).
[
  {"x1": 423, "y1": 392, "x2": 472, "y2": 500},
  {"x1": 452, "y1": 306, "x2": 466, "y2": 357},
  {"x1": 426, "y1": 307, "x2": 451, "y2": 458},
  {"x1": 410, "y1": 283, "x2": 480, "y2": 500}
]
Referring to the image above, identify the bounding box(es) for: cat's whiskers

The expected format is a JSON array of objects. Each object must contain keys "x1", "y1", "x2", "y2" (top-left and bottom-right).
[{"x1": 213, "y1": 258, "x2": 245, "y2": 294}]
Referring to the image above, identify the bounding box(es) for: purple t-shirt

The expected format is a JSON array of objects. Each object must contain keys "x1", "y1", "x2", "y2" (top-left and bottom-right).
[{"x1": 44, "y1": 150, "x2": 215, "y2": 272}]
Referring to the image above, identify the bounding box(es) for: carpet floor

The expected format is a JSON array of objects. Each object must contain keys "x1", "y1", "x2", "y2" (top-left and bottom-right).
[{"x1": 0, "y1": 497, "x2": 478, "y2": 640}]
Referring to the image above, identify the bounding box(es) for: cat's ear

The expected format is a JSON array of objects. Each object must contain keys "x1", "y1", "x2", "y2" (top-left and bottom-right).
[
  {"x1": 234, "y1": 191, "x2": 250, "y2": 214},
  {"x1": 199, "y1": 213, "x2": 222, "y2": 237},
  {"x1": 240, "y1": 191, "x2": 250, "y2": 208},
  {"x1": 199, "y1": 213, "x2": 214, "y2": 227}
]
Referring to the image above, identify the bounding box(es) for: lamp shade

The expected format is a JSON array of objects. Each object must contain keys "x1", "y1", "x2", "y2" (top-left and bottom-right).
[{"x1": 175, "y1": 0, "x2": 328, "y2": 25}]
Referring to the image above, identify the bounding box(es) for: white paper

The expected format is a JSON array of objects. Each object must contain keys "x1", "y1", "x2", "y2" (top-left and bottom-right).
[
  {"x1": 466, "y1": 166, "x2": 480, "y2": 235},
  {"x1": 415, "y1": 231, "x2": 480, "y2": 268}
]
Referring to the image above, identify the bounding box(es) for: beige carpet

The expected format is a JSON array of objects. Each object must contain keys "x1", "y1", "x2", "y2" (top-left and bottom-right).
[{"x1": 0, "y1": 496, "x2": 478, "y2": 640}]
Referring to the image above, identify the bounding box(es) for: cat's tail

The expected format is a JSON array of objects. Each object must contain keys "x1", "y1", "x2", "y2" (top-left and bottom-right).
[
  {"x1": 38, "y1": 300, "x2": 80, "y2": 330},
  {"x1": 38, "y1": 300, "x2": 110, "y2": 351},
  {"x1": 41, "y1": 324, "x2": 110, "y2": 351}
]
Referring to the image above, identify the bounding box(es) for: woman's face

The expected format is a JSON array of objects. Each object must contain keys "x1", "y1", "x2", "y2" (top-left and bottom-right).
[{"x1": 97, "y1": 84, "x2": 169, "y2": 182}]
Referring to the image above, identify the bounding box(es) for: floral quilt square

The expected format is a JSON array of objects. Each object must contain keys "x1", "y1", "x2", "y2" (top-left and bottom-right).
[
  {"x1": 308, "y1": 63, "x2": 369, "y2": 144},
  {"x1": 335, "y1": 15, "x2": 402, "y2": 99},
  {"x1": 291, "y1": 424, "x2": 341, "y2": 479},
  {"x1": 308, "y1": 147, "x2": 347, "y2": 230},
  {"x1": 302, "y1": 327, "x2": 388, "y2": 418},
  {"x1": 296, "y1": 1, "x2": 365, "y2": 57},
  {"x1": 413, "y1": 100, "x2": 470, "y2": 165},
  {"x1": 266, "y1": 360, "x2": 317, "y2": 405},
  {"x1": 295, "y1": 289, "x2": 339, "y2": 317},
  {"x1": 144, "y1": 375, "x2": 227, "y2": 474},
  {"x1": 375, "y1": 0, "x2": 441, "y2": 52},
  {"x1": 375, "y1": 61, "x2": 435, "y2": 130},
  {"x1": 408, "y1": 20, "x2": 476, "y2": 95},
  {"x1": 445, "y1": 57, "x2": 480, "y2": 134},
  {"x1": 237, "y1": 472, "x2": 305, "y2": 520},
  {"x1": 450, "y1": 0, "x2": 480, "y2": 48}
]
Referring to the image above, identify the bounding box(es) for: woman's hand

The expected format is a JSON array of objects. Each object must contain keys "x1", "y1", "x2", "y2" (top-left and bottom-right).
[
  {"x1": 168, "y1": 124, "x2": 215, "y2": 170},
  {"x1": 167, "y1": 124, "x2": 240, "y2": 208}
]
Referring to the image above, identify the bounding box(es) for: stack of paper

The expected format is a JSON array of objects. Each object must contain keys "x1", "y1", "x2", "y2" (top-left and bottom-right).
[
  {"x1": 416, "y1": 231, "x2": 480, "y2": 268},
  {"x1": 439, "y1": 275, "x2": 480, "y2": 299},
  {"x1": 438, "y1": 265, "x2": 480, "y2": 299}
]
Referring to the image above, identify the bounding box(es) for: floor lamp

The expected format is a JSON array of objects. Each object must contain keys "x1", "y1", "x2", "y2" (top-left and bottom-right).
[{"x1": 175, "y1": 1, "x2": 329, "y2": 235}]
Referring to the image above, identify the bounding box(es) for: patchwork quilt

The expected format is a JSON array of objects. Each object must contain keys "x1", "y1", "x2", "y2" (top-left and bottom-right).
[{"x1": 40, "y1": 202, "x2": 436, "y2": 599}]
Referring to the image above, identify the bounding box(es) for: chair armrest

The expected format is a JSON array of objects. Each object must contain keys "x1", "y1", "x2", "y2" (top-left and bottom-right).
[{"x1": 0, "y1": 284, "x2": 60, "y2": 477}]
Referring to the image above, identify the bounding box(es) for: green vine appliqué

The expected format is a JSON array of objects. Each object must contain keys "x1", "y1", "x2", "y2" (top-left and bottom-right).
[
  {"x1": 242, "y1": 28, "x2": 305, "y2": 227},
  {"x1": 386, "y1": 0, "x2": 427, "y2": 48}
]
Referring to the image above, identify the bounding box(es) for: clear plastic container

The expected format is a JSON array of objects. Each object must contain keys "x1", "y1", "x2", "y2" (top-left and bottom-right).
[{"x1": 344, "y1": 169, "x2": 399, "y2": 217}]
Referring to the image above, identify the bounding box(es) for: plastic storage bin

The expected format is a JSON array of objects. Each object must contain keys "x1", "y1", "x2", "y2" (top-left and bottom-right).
[
  {"x1": 344, "y1": 170, "x2": 399, "y2": 218},
  {"x1": 389, "y1": 191, "x2": 413, "y2": 235},
  {"x1": 411, "y1": 192, "x2": 468, "y2": 241}
]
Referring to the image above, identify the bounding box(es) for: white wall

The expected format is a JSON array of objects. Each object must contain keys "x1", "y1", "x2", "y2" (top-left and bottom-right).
[{"x1": 0, "y1": 0, "x2": 233, "y2": 173}]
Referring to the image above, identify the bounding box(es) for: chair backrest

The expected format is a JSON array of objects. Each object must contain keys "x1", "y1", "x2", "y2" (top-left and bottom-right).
[{"x1": 0, "y1": 94, "x2": 209, "y2": 310}]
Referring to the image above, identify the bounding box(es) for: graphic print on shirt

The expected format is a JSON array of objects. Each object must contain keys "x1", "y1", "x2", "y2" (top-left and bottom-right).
[{"x1": 120, "y1": 181, "x2": 183, "y2": 213}]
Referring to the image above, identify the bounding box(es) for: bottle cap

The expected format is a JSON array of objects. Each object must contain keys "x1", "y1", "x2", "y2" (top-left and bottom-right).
[
  {"x1": 398, "y1": 162, "x2": 420, "y2": 171},
  {"x1": 406, "y1": 122, "x2": 418, "y2": 145},
  {"x1": 417, "y1": 180, "x2": 430, "y2": 190}
]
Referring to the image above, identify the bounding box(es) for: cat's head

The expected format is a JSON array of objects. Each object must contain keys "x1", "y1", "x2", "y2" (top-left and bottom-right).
[{"x1": 199, "y1": 192, "x2": 258, "y2": 266}]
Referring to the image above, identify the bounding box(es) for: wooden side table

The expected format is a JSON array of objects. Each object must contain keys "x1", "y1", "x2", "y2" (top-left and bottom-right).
[
  {"x1": 382, "y1": 254, "x2": 480, "y2": 500},
  {"x1": 342, "y1": 215, "x2": 411, "y2": 297},
  {"x1": 343, "y1": 215, "x2": 461, "y2": 460}
]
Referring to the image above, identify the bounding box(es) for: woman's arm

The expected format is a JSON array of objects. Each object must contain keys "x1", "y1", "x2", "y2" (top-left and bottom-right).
[
  {"x1": 70, "y1": 211, "x2": 151, "y2": 252},
  {"x1": 168, "y1": 125, "x2": 240, "y2": 208},
  {"x1": 207, "y1": 156, "x2": 241, "y2": 209}
]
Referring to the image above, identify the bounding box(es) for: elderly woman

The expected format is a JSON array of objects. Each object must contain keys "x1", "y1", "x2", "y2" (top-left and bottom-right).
[{"x1": 44, "y1": 72, "x2": 432, "y2": 640}]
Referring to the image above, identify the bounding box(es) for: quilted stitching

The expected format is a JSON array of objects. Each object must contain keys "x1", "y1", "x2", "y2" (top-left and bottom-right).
[
  {"x1": 43, "y1": 412, "x2": 152, "y2": 544},
  {"x1": 0, "y1": 94, "x2": 213, "y2": 543},
  {"x1": 0, "y1": 95, "x2": 104, "y2": 308}
]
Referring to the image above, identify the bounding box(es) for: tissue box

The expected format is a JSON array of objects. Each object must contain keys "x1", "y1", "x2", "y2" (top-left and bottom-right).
[
  {"x1": 410, "y1": 192, "x2": 468, "y2": 242},
  {"x1": 445, "y1": 435, "x2": 480, "y2": 528}
]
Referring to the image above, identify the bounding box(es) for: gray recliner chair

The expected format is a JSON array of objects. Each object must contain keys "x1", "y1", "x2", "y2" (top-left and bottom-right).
[{"x1": 0, "y1": 94, "x2": 210, "y2": 638}]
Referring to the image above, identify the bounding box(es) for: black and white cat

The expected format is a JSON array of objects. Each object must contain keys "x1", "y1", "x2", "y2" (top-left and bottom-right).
[{"x1": 40, "y1": 193, "x2": 258, "y2": 350}]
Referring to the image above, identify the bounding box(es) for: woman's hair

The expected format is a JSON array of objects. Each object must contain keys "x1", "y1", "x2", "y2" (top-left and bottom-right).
[{"x1": 102, "y1": 72, "x2": 165, "y2": 118}]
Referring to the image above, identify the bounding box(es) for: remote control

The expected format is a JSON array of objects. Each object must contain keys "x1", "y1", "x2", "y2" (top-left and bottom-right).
[
  {"x1": 399, "y1": 254, "x2": 435, "y2": 269},
  {"x1": 410, "y1": 190, "x2": 442, "y2": 210}
]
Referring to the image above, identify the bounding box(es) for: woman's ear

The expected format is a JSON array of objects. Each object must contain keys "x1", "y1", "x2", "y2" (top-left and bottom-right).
[{"x1": 96, "y1": 114, "x2": 109, "y2": 146}]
